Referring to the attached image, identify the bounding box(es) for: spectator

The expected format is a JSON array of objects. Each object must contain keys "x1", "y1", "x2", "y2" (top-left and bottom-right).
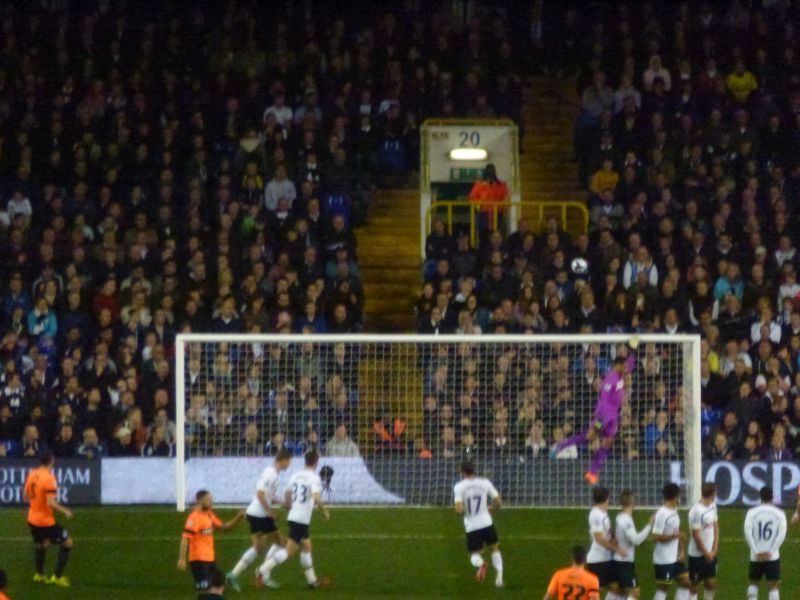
[
  {"x1": 622, "y1": 247, "x2": 658, "y2": 290},
  {"x1": 27, "y1": 298, "x2": 58, "y2": 343},
  {"x1": 142, "y1": 425, "x2": 174, "y2": 457},
  {"x1": 726, "y1": 59, "x2": 758, "y2": 104},
  {"x1": 51, "y1": 422, "x2": 77, "y2": 458},
  {"x1": 643, "y1": 410, "x2": 672, "y2": 455},
  {"x1": 580, "y1": 70, "x2": 614, "y2": 121},
  {"x1": 1, "y1": 273, "x2": 32, "y2": 322},
  {"x1": 766, "y1": 429, "x2": 792, "y2": 461},
  {"x1": 523, "y1": 421, "x2": 548, "y2": 458},
  {"x1": 76, "y1": 427, "x2": 107, "y2": 460},
  {"x1": 642, "y1": 55, "x2": 671, "y2": 92},
  {"x1": 20, "y1": 424, "x2": 46, "y2": 458},
  {"x1": 589, "y1": 159, "x2": 619, "y2": 195},
  {"x1": 706, "y1": 430, "x2": 734, "y2": 460},
  {"x1": 109, "y1": 427, "x2": 137, "y2": 457},
  {"x1": 468, "y1": 164, "x2": 509, "y2": 230},
  {"x1": 751, "y1": 304, "x2": 782, "y2": 345},
  {"x1": 325, "y1": 424, "x2": 360, "y2": 457}
]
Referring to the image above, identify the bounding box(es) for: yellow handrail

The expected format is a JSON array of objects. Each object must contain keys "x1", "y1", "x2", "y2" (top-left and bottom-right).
[{"x1": 425, "y1": 200, "x2": 589, "y2": 250}]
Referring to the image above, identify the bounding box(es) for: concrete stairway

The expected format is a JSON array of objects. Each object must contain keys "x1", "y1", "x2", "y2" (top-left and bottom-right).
[
  {"x1": 520, "y1": 77, "x2": 585, "y2": 232},
  {"x1": 356, "y1": 188, "x2": 420, "y2": 333}
]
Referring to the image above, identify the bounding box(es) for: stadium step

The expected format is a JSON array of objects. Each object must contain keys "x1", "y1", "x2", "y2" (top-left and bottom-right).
[
  {"x1": 520, "y1": 76, "x2": 584, "y2": 231},
  {"x1": 356, "y1": 188, "x2": 420, "y2": 332}
]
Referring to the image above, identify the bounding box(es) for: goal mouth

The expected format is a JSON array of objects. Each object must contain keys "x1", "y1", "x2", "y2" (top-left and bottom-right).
[{"x1": 173, "y1": 333, "x2": 701, "y2": 511}]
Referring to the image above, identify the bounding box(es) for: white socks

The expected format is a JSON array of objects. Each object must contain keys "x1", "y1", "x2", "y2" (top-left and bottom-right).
[
  {"x1": 470, "y1": 553, "x2": 484, "y2": 568},
  {"x1": 704, "y1": 591, "x2": 715, "y2": 600},
  {"x1": 231, "y1": 546, "x2": 257, "y2": 577},
  {"x1": 675, "y1": 588, "x2": 690, "y2": 600},
  {"x1": 746, "y1": 585, "x2": 778, "y2": 600},
  {"x1": 258, "y1": 547, "x2": 289, "y2": 576},
  {"x1": 300, "y1": 551, "x2": 317, "y2": 585},
  {"x1": 655, "y1": 591, "x2": 668, "y2": 600},
  {"x1": 266, "y1": 544, "x2": 280, "y2": 560},
  {"x1": 605, "y1": 592, "x2": 621, "y2": 600},
  {"x1": 491, "y1": 550, "x2": 503, "y2": 585}
]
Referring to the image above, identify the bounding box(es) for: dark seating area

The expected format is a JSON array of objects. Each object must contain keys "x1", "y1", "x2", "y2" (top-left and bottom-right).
[{"x1": 0, "y1": 1, "x2": 526, "y2": 458}]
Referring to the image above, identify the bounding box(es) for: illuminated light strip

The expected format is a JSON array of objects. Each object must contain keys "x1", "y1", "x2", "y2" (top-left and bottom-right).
[{"x1": 449, "y1": 148, "x2": 487, "y2": 160}]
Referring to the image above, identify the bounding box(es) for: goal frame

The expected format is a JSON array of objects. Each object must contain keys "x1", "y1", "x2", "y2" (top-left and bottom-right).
[{"x1": 174, "y1": 333, "x2": 702, "y2": 512}]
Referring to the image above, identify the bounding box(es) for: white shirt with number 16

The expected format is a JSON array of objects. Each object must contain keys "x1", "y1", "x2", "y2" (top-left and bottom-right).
[{"x1": 744, "y1": 504, "x2": 787, "y2": 562}]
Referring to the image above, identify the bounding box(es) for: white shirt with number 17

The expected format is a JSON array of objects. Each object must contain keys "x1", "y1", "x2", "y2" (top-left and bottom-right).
[
  {"x1": 652, "y1": 505, "x2": 681, "y2": 565},
  {"x1": 246, "y1": 465, "x2": 281, "y2": 519},
  {"x1": 287, "y1": 469, "x2": 323, "y2": 526},
  {"x1": 744, "y1": 503, "x2": 787, "y2": 562},
  {"x1": 453, "y1": 477, "x2": 499, "y2": 533}
]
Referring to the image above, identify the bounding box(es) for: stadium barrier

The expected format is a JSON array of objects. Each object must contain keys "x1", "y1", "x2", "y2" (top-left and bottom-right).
[
  {"x1": 424, "y1": 199, "x2": 589, "y2": 255},
  {"x1": 0, "y1": 458, "x2": 101, "y2": 505},
  {"x1": 100, "y1": 457, "x2": 402, "y2": 505},
  {"x1": 3, "y1": 457, "x2": 797, "y2": 507}
]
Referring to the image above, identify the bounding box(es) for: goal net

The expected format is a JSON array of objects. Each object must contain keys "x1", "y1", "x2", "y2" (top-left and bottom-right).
[{"x1": 174, "y1": 334, "x2": 701, "y2": 511}]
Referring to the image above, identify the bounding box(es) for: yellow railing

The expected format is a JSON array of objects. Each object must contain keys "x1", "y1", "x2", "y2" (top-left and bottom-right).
[{"x1": 425, "y1": 200, "x2": 589, "y2": 249}]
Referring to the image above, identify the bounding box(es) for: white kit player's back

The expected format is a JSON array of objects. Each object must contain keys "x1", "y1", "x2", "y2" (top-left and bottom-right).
[
  {"x1": 246, "y1": 465, "x2": 280, "y2": 518},
  {"x1": 287, "y1": 470, "x2": 322, "y2": 526},
  {"x1": 453, "y1": 477, "x2": 498, "y2": 532}
]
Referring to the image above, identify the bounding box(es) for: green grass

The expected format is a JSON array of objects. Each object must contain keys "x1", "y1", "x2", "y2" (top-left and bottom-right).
[{"x1": 0, "y1": 506, "x2": 796, "y2": 599}]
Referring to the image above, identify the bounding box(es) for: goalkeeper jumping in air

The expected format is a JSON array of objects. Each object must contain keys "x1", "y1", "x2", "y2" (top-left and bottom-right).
[{"x1": 552, "y1": 337, "x2": 639, "y2": 485}]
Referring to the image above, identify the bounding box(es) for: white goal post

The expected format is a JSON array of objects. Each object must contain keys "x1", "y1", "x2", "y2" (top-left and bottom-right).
[{"x1": 174, "y1": 333, "x2": 701, "y2": 512}]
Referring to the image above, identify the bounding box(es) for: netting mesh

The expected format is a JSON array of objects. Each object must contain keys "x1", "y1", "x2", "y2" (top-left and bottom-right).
[{"x1": 178, "y1": 336, "x2": 697, "y2": 506}]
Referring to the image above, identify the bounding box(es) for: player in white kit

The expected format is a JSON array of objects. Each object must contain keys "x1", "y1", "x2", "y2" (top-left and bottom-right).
[
  {"x1": 256, "y1": 451, "x2": 330, "y2": 589},
  {"x1": 687, "y1": 483, "x2": 718, "y2": 600},
  {"x1": 651, "y1": 483, "x2": 691, "y2": 600},
  {"x1": 453, "y1": 462, "x2": 504, "y2": 588},
  {"x1": 586, "y1": 486, "x2": 626, "y2": 600},
  {"x1": 610, "y1": 490, "x2": 652, "y2": 600},
  {"x1": 744, "y1": 486, "x2": 787, "y2": 600},
  {"x1": 226, "y1": 448, "x2": 293, "y2": 591}
]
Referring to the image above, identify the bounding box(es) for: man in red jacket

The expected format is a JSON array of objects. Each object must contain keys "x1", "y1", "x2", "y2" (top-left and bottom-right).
[{"x1": 469, "y1": 164, "x2": 509, "y2": 232}]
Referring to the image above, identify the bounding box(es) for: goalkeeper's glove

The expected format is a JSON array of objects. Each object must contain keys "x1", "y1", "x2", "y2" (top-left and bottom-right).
[
  {"x1": 628, "y1": 335, "x2": 640, "y2": 351},
  {"x1": 592, "y1": 420, "x2": 604, "y2": 431}
]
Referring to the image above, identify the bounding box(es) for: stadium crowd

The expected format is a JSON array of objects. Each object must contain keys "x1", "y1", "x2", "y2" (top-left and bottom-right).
[
  {"x1": 418, "y1": 1, "x2": 800, "y2": 463},
  {"x1": 0, "y1": 1, "x2": 527, "y2": 459}
]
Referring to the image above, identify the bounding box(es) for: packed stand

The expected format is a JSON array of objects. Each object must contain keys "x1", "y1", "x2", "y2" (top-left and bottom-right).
[
  {"x1": 416, "y1": 2, "x2": 800, "y2": 462},
  {"x1": 184, "y1": 342, "x2": 363, "y2": 458},
  {"x1": 0, "y1": 2, "x2": 525, "y2": 459}
]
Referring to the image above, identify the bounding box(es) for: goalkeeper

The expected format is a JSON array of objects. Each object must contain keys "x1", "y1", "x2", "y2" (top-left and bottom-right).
[{"x1": 552, "y1": 337, "x2": 639, "y2": 485}]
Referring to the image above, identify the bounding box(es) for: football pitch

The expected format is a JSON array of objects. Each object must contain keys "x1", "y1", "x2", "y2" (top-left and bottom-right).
[{"x1": 1, "y1": 506, "x2": 798, "y2": 599}]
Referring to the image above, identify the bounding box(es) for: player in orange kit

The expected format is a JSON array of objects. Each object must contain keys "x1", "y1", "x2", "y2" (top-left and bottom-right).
[
  {"x1": 178, "y1": 489, "x2": 244, "y2": 591},
  {"x1": 23, "y1": 451, "x2": 75, "y2": 588},
  {"x1": 0, "y1": 569, "x2": 10, "y2": 600},
  {"x1": 543, "y1": 546, "x2": 601, "y2": 600}
]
